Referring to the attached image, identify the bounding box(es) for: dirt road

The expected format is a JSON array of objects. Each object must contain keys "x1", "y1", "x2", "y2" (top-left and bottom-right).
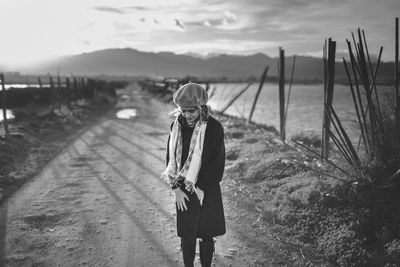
[{"x1": 0, "y1": 84, "x2": 262, "y2": 267}]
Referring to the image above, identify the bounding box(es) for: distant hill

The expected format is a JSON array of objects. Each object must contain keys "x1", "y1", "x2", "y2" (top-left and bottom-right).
[{"x1": 13, "y1": 48, "x2": 396, "y2": 83}]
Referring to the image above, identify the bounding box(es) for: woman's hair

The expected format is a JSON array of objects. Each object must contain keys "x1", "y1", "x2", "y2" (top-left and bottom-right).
[{"x1": 169, "y1": 105, "x2": 212, "y2": 123}]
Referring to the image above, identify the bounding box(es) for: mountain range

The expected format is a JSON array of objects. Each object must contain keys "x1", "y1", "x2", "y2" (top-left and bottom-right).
[{"x1": 6, "y1": 48, "x2": 397, "y2": 83}]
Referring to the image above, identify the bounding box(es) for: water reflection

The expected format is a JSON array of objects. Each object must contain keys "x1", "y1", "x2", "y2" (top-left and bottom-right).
[
  {"x1": 0, "y1": 110, "x2": 15, "y2": 122},
  {"x1": 116, "y1": 109, "x2": 137, "y2": 119},
  {"x1": 4, "y1": 84, "x2": 48, "y2": 90}
]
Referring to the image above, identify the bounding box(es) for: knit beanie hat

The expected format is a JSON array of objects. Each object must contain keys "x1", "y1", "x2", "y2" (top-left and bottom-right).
[{"x1": 173, "y1": 83, "x2": 208, "y2": 109}]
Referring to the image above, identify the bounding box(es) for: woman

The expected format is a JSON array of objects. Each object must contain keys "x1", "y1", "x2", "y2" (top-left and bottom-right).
[{"x1": 161, "y1": 82, "x2": 226, "y2": 267}]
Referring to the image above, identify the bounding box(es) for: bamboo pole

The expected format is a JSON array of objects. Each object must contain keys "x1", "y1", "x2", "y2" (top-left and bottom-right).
[
  {"x1": 357, "y1": 30, "x2": 378, "y2": 145},
  {"x1": 321, "y1": 40, "x2": 328, "y2": 157},
  {"x1": 208, "y1": 86, "x2": 216, "y2": 100},
  {"x1": 395, "y1": 17, "x2": 399, "y2": 126},
  {"x1": 247, "y1": 65, "x2": 269, "y2": 124},
  {"x1": 347, "y1": 40, "x2": 370, "y2": 150},
  {"x1": 283, "y1": 55, "x2": 296, "y2": 132},
  {"x1": 66, "y1": 77, "x2": 71, "y2": 108},
  {"x1": 343, "y1": 58, "x2": 369, "y2": 154},
  {"x1": 328, "y1": 105, "x2": 361, "y2": 167},
  {"x1": 321, "y1": 38, "x2": 336, "y2": 159},
  {"x1": 278, "y1": 47, "x2": 285, "y2": 141},
  {"x1": 221, "y1": 82, "x2": 253, "y2": 113},
  {"x1": 1, "y1": 74, "x2": 9, "y2": 137}
]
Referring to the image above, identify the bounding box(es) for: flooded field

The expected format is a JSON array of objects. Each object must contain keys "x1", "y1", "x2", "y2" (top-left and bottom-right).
[{"x1": 208, "y1": 82, "x2": 395, "y2": 142}]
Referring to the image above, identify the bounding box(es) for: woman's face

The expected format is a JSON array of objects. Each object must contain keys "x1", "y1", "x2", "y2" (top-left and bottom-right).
[{"x1": 181, "y1": 108, "x2": 200, "y2": 125}]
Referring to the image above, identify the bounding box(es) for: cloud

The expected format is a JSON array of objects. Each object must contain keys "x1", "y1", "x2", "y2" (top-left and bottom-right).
[
  {"x1": 93, "y1": 6, "x2": 126, "y2": 14},
  {"x1": 224, "y1": 11, "x2": 237, "y2": 22},
  {"x1": 153, "y1": 39, "x2": 278, "y2": 55},
  {"x1": 126, "y1": 6, "x2": 152, "y2": 11}
]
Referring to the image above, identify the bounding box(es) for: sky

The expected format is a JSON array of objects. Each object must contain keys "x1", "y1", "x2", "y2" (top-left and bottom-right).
[{"x1": 0, "y1": 0, "x2": 399, "y2": 68}]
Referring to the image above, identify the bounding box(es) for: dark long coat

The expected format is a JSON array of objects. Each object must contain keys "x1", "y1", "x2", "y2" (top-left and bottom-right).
[{"x1": 166, "y1": 115, "x2": 226, "y2": 240}]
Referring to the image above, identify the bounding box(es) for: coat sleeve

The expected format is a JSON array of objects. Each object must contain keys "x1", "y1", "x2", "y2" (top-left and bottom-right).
[
  {"x1": 166, "y1": 134, "x2": 170, "y2": 167},
  {"x1": 196, "y1": 120, "x2": 225, "y2": 191}
]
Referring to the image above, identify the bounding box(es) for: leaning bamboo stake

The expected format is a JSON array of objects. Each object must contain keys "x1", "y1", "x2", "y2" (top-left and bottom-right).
[
  {"x1": 325, "y1": 103, "x2": 355, "y2": 162},
  {"x1": 247, "y1": 65, "x2": 269, "y2": 124},
  {"x1": 357, "y1": 29, "x2": 378, "y2": 141},
  {"x1": 278, "y1": 47, "x2": 285, "y2": 141},
  {"x1": 221, "y1": 82, "x2": 253, "y2": 113},
  {"x1": 343, "y1": 58, "x2": 369, "y2": 154},
  {"x1": 348, "y1": 40, "x2": 371, "y2": 150},
  {"x1": 1, "y1": 74, "x2": 9, "y2": 137},
  {"x1": 325, "y1": 104, "x2": 361, "y2": 168},
  {"x1": 324, "y1": 124, "x2": 356, "y2": 168},
  {"x1": 208, "y1": 86, "x2": 216, "y2": 100},
  {"x1": 362, "y1": 30, "x2": 384, "y2": 129},
  {"x1": 328, "y1": 105, "x2": 361, "y2": 167},
  {"x1": 292, "y1": 140, "x2": 354, "y2": 179},
  {"x1": 283, "y1": 55, "x2": 296, "y2": 132},
  {"x1": 395, "y1": 17, "x2": 399, "y2": 126}
]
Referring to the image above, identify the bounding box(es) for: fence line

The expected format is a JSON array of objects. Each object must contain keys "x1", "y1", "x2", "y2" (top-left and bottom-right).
[
  {"x1": 248, "y1": 66, "x2": 269, "y2": 124},
  {"x1": 0, "y1": 74, "x2": 123, "y2": 137}
]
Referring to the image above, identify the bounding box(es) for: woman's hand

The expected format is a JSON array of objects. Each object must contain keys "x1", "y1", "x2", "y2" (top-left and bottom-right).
[
  {"x1": 173, "y1": 188, "x2": 189, "y2": 211},
  {"x1": 195, "y1": 187, "x2": 204, "y2": 206}
]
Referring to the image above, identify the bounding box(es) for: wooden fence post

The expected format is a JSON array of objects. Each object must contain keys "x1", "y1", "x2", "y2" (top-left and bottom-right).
[
  {"x1": 1, "y1": 74, "x2": 9, "y2": 137},
  {"x1": 57, "y1": 76, "x2": 62, "y2": 111},
  {"x1": 82, "y1": 78, "x2": 86, "y2": 99},
  {"x1": 221, "y1": 82, "x2": 253, "y2": 113},
  {"x1": 49, "y1": 76, "x2": 55, "y2": 112},
  {"x1": 38, "y1": 77, "x2": 43, "y2": 88},
  {"x1": 247, "y1": 66, "x2": 269, "y2": 124},
  {"x1": 66, "y1": 77, "x2": 71, "y2": 108},
  {"x1": 321, "y1": 38, "x2": 336, "y2": 159},
  {"x1": 73, "y1": 77, "x2": 78, "y2": 100},
  {"x1": 279, "y1": 47, "x2": 285, "y2": 141}
]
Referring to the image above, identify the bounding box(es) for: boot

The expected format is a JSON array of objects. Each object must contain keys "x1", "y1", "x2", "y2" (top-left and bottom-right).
[
  {"x1": 199, "y1": 239, "x2": 215, "y2": 267},
  {"x1": 181, "y1": 238, "x2": 196, "y2": 267}
]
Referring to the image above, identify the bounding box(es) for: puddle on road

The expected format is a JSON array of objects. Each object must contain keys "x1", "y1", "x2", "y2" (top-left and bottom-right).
[{"x1": 116, "y1": 109, "x2": 137, "y2": 119}]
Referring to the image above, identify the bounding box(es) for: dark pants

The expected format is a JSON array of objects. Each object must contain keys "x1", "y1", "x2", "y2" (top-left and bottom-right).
[{"x1": 180, "y1": 237, "x2": 214, "y2": 267}]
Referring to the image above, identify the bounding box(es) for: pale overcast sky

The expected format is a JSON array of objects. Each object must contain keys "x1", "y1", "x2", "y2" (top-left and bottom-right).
[{"x1": 0, "y1": 0, "x2": 399, "y2": 67}]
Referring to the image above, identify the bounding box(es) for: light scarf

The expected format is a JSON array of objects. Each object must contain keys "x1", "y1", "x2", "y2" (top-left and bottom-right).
[{"x1": 162, "y1": 117, "x2": 207, "y2": 192}]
